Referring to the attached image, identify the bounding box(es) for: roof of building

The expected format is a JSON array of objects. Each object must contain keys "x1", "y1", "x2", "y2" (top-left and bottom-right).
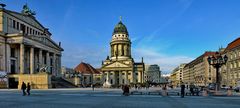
[
  {"x1": 113, "y1": 21, "x2": 128, "y2": 35},
  {"x1": 225, "y1": 37, "x2": 240, "y2": 52},
  {"x1": 74, "y1": 62, "x2": 101, "y2": 74},
  {"x1": 1, "y1": 8, "x2": 46, "y2": 32},
  {"x1": 187, "y1": 51, "x2": 215, "y2": 67}
]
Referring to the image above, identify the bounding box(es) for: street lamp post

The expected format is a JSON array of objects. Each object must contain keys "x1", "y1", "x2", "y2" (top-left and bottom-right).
[{"x1": 207, "y1": 52, "x2": 228, "y2": 91}]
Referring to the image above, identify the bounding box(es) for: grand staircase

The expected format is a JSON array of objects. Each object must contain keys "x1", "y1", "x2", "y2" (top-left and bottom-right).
[{"x1": 51, "y1": 77, "x2": 78, "y2": 88}]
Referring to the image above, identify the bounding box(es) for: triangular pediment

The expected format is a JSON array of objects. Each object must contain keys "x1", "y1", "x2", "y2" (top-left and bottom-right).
[
  {"x1": 5, "y1": 10, "x2": 45, "y2": 30},
  {"x1": 105, "y1": 62, "x2": 130, "y2": 68}
]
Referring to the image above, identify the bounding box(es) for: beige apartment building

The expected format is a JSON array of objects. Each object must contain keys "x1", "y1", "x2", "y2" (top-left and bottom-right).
[
  {"x1": 170, "y1": 63, "x2": 186, "y2": 87},
  {"x1": 221, "y1": 38, "x2": 240, "y2": 87},
  {"x1": 0, "y1": 4, "x2": 63, "y2": 89},
  {"x1": 182, "y1": 52, "x2": 216, "y2": 87},
  {"x1": 101, "y1": 19, "x2": 144, "y2": 87}
]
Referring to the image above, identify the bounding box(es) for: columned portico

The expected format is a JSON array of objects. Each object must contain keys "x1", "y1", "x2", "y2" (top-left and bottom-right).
[
  {"x1": 0, "y1": 4, "x2": 64, "y2": 89},
  {"x1": 101, "y1": 18, "x2": 145, "y2": 87}
]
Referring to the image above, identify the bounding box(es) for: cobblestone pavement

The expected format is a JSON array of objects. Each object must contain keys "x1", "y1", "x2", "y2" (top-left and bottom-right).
[{"x1": 0, "y1": 88, "x2": 239, "y2": 108}]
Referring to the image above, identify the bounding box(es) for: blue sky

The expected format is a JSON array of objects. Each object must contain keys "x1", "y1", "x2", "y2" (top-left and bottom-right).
[{"x1": 3, "y1": 0, "x2": 240, "y2": 73}]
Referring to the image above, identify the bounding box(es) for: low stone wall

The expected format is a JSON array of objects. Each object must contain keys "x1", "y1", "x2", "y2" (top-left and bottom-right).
[
  {"x1": 17, "y1": 73, "x2": 51, "y2": 89},
  {"x1": 0, "y1": 81, "x2": 7, "y2": 88},
  {"x1": 63, "y1": 77, "x2": 81, "y2": 87}
]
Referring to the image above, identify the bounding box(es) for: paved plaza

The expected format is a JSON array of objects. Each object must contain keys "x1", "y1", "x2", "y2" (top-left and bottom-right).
[{"x1": 0, "y1": 88, "x2": 240, "y2": 108}]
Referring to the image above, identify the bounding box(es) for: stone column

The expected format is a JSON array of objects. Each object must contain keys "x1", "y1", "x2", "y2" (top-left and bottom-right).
[
  {"x1": 106, "y1": 72, "x2": 110, "y2": 83},
  {"x1": 140, "y1": 71, "x2": 142, "y2": 83},
  {"x1": 124, "y1": 44, "x2": 127, "y2": 56},
  {"x1": 129, "y1": 44, "x2": 131, "y2": 57},
  {"x1": 6, "y1": 44, "x2": 11, "y2": 73},
  {"x1": 20, "y1": 44, "x2": 25, "y2": 74},
  {"x1": 138, "y1": 71, "x2": 141, "y2": 83},
  {"x1": 112, "y1": 71, "x2": 116, "y2": 85},
  {"x1": 46, "y1": 52, "x2": 50, "y2": 73},
  {"x1": 118, "y1": 44, "x2": 121, "y2": 56},
  {"x1": 53, "y1": 53, "x2": 56, "y2": 76},
  {"x1": 39, "y1": 49, "x2": 42, "y2": 71},
  {"x1": 111, "y1": 45, "x2": 113, "y2": 57},
  {"x1": 114, "y1": 45, "x2": 117, "y2": 56},
  {"x1": 125, "y1": 71, "x2": 128, "y2": 84},
  {"x1": 58, "y1": 55, "x2": 62, "y2": 77},
  {"x1": 131, "y1": 71, "x2": 134, "y2": 83},
  {"x1": 30, "y1": 47, "x2": 34, "y2": 74},
  {"x1": 119, "y1": 71, "x2": 122, "y2": 85}
]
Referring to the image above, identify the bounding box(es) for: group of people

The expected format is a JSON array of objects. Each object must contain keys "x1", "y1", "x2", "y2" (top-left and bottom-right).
[{"x1": 21, "y1": 82, "x2": 31, "y2": 96}]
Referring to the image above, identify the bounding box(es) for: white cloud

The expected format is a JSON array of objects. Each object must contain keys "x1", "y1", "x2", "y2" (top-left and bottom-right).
[
  {"x1": 132, "y1": 48, "x2": 193, "y2": 73},
  {"x1": 62, "y1": 45, "x2": 108, "y2": 68}
]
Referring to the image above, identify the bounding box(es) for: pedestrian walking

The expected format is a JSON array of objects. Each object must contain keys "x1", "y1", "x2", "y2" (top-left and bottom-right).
[
  {"x1": 27, "y1": 82, "x2": 31, "y2": 96},
  {"x1": 21, "y1": 82, "x2": 26, "y2": 96},
  {"x1": 123, "y1": 85, "x2": 129, "y2": 96},
  {"x1": 190, "y1": 85, "x2": 194, "y2": 96},
  {"x1": 91, "y1": 84, "x2": 95, "y2": 91},
  {"x1": 180, "y1": 82, "x2": 185, "y2": 98}
]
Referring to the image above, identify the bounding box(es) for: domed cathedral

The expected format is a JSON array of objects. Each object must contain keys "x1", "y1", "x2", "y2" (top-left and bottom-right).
[{"x1": 101, "y1": 17, "x2": 145, "y2": 87}]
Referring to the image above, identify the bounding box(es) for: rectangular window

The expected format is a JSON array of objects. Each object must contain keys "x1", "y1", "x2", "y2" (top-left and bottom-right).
[
  {"x1": 13, "y1": 20, "x2": 16, "y2": 28},
  {"x1": 10, "y1": 48, "x2": 15, "y2": 57},
  {"x1": 26, "y1": 27, "x2": 29, "y2": 34},
  {"x1": 16, "y1": 22, "x2": 19, "y2": 30},
  {"x1": 30, "y1": 28, "x2": 32, "y2": 34}
]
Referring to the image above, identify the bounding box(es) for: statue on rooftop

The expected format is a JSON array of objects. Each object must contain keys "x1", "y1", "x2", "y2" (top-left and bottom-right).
[{"x1": 21, "y1": 4, "x2": 36, "y2": 16}]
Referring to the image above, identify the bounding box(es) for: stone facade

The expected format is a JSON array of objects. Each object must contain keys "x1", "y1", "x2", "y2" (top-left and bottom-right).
[
  {"x1": 221, "y1": 38, "x2": 240, "y2": 87},
  {"x1": 101, "y1": 19, "x2": 144, "y2": 87},
  {"x1": 170, "y1": 63, "x2": 186, "y2": 87},
  {"x1": 182, "y1": 52, "x2": 216, "y2": 87},
  {"x1": 144, "y1": 64, "x2": 161, "y2": 83},
  {"x1": 0, "y1": 5, "x2": 63, "y2": 89}
]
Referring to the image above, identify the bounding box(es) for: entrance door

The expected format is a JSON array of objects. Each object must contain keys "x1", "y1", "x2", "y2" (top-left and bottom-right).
[
  {"x1": 8, "y1": 78, "x2": 18, "y2": 88},
  {"x1": 10, "y1": 60, "x2": 16, "y2": 74}
]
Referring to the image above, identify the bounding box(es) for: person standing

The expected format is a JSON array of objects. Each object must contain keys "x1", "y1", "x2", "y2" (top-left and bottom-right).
[
  {"x1": 91, "y1": 84, "x2": 95, "y2": 91},
  {"x1": 180, "y1": 82, "x2": 185, "y2": 98},
  {"x1": 190, "y1": 85, "x2": 194, "y2": 96},
  {"x1": 26, "y1": 83, "x2": 31, "y2": 96},
  {"x1": 21, "y1": 82, "x2": 26, "y2": 96}
]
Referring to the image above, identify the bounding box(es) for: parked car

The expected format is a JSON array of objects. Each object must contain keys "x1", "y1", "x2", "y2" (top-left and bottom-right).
[
  {"x1": 221, "y1": 86, "x2": 230, "y2": 90},
  {"x1": 208, "y1": 83, "x2": 216, "y2": 90},
  {"x1": 234, "y1": 86, "x2": 240, "y2": 92}
]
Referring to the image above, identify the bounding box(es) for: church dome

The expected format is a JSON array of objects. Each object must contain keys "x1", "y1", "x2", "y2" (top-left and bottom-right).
[{"x1": 113, "y1": 21, "x2": 128, "y2": 35}]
